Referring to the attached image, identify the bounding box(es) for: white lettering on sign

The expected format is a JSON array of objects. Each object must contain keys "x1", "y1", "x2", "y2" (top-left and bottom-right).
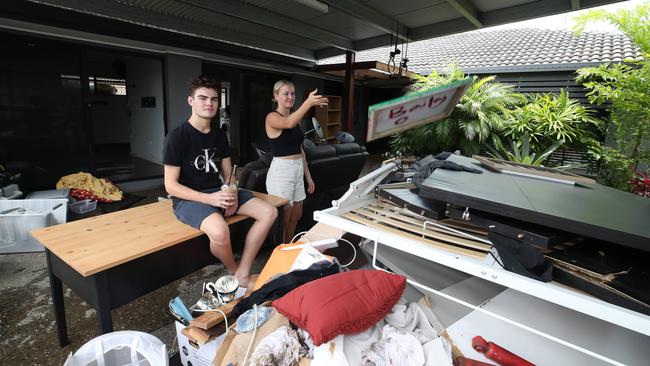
[
  {"x1": 366, "y1": 78, "x2": 471, "y2": 142},
  {"x1": 387, "y1": 95, "x2": 449, "y2": 126}
]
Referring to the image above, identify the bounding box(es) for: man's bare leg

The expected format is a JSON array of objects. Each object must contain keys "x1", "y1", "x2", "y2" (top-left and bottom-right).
[
  {"x1": 235, "y1": 198, "x2": 278, "y2": 287},
  {"x1": 200, "y1": 213, "x2": 237, "y2": 274}
]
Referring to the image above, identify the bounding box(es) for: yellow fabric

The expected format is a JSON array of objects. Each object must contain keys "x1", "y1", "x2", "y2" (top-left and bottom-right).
[{"x1": 56, "y1": 172, "x2": 123, "y2": 201}]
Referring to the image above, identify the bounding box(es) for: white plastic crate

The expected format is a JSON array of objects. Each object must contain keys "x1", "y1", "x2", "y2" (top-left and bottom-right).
[
  {"x1": 0, "y1": 199, "x2": 68, "y2": 254},
  {"x1": 69, "y1": 199, "x2": 97, "y2": 214}
]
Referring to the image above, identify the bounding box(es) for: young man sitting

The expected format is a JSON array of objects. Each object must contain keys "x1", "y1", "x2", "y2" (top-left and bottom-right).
[{"x1": 163, "y1": 75, "x2": 277, "y2": 287}]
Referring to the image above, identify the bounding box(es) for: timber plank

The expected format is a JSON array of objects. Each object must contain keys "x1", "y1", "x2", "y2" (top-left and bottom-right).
[
  {"x1": 342, "y1": 212, "x2": 487, "y2": 259},
  {"x1": 364, "y1": 204, "x2": 490, "y2": 243},
  {"x1": 352, "y1": 208, "x2": 491, "y2": 252}
]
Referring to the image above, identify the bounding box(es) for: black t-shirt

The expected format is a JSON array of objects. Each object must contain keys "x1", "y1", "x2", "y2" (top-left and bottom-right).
[{"x1": 163, "y1": 121, "x2": 230, "y2": 191}]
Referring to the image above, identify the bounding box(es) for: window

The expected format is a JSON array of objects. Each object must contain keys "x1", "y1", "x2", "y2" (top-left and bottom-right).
[
  {"x1": 60, "y1": 75, "x2": 127, "y2": 95},
  {"x1": 221, "y1": 86, "x2": 228, "y2": 108}
]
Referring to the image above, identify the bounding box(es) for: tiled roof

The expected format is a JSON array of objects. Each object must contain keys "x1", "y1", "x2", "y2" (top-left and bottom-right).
[{"x1": 318, "y1": 28, "x2": 642, "y2": 74}]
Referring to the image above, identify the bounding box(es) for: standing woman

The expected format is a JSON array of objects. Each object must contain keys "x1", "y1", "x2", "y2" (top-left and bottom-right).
[{"x1": 265, "y1": 80, "x2": 328, "y2": 243}]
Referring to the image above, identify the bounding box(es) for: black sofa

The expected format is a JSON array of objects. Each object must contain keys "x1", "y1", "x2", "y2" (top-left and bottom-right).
[{"x1": 238, "y1": 142, "x2": 369, "y2": 233}]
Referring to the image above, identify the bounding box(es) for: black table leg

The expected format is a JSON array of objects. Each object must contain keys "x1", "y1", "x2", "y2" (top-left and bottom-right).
[
  {"x1": 46, "y1": 250, "x2": 69, "y2": 347},
  {"x1": 93, "y1": 273, "x2": 113, "y2": 334}
]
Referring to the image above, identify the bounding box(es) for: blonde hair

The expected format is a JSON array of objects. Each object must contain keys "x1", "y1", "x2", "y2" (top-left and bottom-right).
[{"x1": 272, "y1": 80, "x2": 295, "y2": 100}]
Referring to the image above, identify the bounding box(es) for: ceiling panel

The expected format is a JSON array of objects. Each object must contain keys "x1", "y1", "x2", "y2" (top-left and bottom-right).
[
  {"x1": 366, "y1": 0, "x2": 447, "y2": 18},
  {"x1": 395, "y1": 2, "x2": 462, "y2": 28},
  {"x1": 9, "y1": 0, "x2": 626, "y2": 64},
  {"x1": 474, "y1": 0, "x2": 533, "y2": 13},
  {"x1": 309, "y1": 9, "x2": 381, "y2": 38},
  {"x1": 120, "y1": 0, "x2": 330, "y2": 49},
  {"x1": 245, "y1": 0, "x2": 330, "y2": 21}
]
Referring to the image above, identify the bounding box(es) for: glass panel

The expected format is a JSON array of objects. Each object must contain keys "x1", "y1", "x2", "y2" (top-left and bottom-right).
[{"x1": 0, "y1": 33, "x2": 87, "y2": 193}]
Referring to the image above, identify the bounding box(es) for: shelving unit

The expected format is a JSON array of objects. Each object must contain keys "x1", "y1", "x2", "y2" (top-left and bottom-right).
[
  {"x1": 313, "y1": 163, "x2": 650, "y2": 365},
  {"x1": 314, "y1": 95, "x2": 341, "y2": 140}
]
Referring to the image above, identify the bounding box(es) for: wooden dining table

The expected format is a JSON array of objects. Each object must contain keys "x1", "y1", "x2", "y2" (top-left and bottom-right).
[{"x1": 31, "y1": 192, "x2": 287, "y2": 347}]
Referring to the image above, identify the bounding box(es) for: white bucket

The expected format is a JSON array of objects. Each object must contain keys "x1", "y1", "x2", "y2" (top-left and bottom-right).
[{"x1": 63, "y1": 331, "x2": 168, "y2": 366}]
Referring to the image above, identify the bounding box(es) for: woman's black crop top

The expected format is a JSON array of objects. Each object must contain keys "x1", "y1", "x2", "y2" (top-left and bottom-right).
[{"x1": 268, "y1": 113, "x2": 304, "y2": 157}]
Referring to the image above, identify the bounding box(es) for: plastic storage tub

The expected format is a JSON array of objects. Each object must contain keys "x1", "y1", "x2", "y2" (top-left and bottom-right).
[
  {"x1": 0, "y1": 198, "x2": 68, "y2": 254},
  {"x1": 69, "y1": 199, "x2": 97, "y2": 214},
  {"x1": 26, "y1": 189, "x2": 69, "y2": 200}
]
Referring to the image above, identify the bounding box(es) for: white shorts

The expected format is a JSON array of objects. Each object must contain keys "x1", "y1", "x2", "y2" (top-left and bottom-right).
[{"x1": 266, "y1": 157, "x2": 306, "y2": 205}]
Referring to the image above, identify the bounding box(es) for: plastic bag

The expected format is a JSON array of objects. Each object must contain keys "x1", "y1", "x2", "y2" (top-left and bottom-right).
[{"x1": 63, "y1": 331, "x2": 168, "y2": 366}]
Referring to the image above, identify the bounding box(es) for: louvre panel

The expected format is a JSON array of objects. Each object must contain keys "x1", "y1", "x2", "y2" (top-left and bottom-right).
[
  {"x1": 546, "y1": 148, "x2": 600, "y2": 176},
  {"x1": 507, "y1": 81, "x2": 578, "y2": 87},
  {"x1": 495, "y1": 71, "x2": 598, "y2": 109}
]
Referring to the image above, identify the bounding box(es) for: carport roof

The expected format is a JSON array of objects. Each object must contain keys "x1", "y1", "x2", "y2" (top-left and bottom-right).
[{"x1": 14, "y1": 0, "x2": 625, "y2": 66}]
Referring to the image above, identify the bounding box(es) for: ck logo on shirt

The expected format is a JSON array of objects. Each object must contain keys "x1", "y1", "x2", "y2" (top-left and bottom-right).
[{"x1": 193, "y1": 149, "x2": 219, "y2": 173}]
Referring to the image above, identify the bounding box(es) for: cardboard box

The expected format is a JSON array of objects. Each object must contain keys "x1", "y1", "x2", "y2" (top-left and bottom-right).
[{"x1": 175, "y1": 321, "x2": 225, "y2": 366}]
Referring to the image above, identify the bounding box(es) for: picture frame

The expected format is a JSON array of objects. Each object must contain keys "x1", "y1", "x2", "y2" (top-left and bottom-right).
[{"x1": 366, "y1": 77, "x2": 472, "y2": 142}]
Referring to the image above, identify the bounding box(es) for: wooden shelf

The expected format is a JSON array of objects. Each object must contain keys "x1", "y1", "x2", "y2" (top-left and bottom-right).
[{"x1": 314, "y1": 95, "x2": 342, "y2": 139}]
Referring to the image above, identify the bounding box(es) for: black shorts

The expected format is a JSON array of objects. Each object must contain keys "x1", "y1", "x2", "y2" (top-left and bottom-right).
[{"x1": 172, "y1": 188, "x2": 255, "y2": 229}]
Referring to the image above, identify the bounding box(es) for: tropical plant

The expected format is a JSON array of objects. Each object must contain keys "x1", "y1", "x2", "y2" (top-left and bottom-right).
[
  {"x1": 503, "y1": 90, "x2": 604, "y2": 156},
  {"x1": 486, "y1": 133, "x2": 564, "y2": 166},
  {"x1": 573, "y1": 3, "x2": 650, "y2": 190},
  {"x1": 389, "y1": 64, "x2": 525, "y2": 156}
]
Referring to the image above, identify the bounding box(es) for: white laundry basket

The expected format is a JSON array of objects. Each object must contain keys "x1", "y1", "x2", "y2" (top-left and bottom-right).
[
  {"x1": 0, "y1": 198, "x2": 68, "y2": 253},
  {"x1": 63, "y1": 331, "x2": 168, "y2": 366}
]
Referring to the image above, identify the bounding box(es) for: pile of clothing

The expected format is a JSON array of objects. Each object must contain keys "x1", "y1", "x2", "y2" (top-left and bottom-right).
[
  {"x1": 217, "y1": 259, "x2": 453, "y2": 366},
  {"x1": 56, "y1": 172, "x2": 123, "y2": 202}
]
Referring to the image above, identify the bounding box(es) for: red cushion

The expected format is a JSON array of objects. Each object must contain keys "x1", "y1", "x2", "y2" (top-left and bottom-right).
[{"x1": 272, "y1": 270, "x2": 406, "y2": 346}]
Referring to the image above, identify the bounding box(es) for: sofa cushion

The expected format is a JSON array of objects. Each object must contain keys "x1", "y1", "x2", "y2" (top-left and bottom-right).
[
  {"x1": 239, "y1": 152, "x2": 272, "y2": 192},
  {"x1": 245, "y1": 168, "x2": 269, "y2": 193},
  {"x1": 309, "y1": 156, "x2": 341, "y2": 193},
  {"x1": 332, "y1": 143, "x2": 361, "y2": 155},
  {"x1": 259, "y1": 151, "x2": 273, "y2": 165},
  {"x1": 304, "y1": 144, "x2": 337, "y2": 163}
]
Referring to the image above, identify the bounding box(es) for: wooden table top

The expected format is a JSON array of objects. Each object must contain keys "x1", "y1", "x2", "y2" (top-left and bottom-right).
[{"x1": 31, "y1": 192, "x2": 288, "y2": 277}]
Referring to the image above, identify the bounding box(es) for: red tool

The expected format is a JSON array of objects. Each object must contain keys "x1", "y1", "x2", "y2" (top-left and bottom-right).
[
  {"x1": 454, "y1": 356, "x2": 497, "y2": 366},
  {"x1": 472, "y1": 336, "x2": 535, "y2": 366}
]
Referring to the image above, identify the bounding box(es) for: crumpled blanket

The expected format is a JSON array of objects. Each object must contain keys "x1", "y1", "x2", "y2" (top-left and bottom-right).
[
  {"x1": 248, "y1": 325, "x2": 306, "y2": 366},
  {"x1": 56, "y1": 172, "x2": 123, "y2": 202},
  {"x1": 384, "y1": 303, "x2": 436, "y2": 344},
  {"x1": 361, "y1": 324, "x2": 425, "y2": 366}
]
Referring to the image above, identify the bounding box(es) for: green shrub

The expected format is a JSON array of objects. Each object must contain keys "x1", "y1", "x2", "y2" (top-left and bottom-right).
[
  {"x1": 574, "y1": 3, "x2": 650, "y2": 190},
  {"x1": 500, "y1": 90, "x2": 604, "y2": 159},
  {"x1": 389, "y1": 64, "x2": 525, "y2": 156}
]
